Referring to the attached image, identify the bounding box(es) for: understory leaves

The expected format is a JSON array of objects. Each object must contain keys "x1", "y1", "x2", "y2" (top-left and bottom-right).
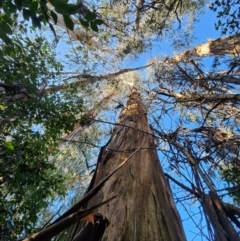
[
  {"x1": 0, "y1": 0, "x2": 103, "y2": 43},
  {"x1": 63, "y1": 14, "x2": 74, "y2": 31},
  {"x1": 0, "y1": 35, "x2": 84, "y2": 240}
]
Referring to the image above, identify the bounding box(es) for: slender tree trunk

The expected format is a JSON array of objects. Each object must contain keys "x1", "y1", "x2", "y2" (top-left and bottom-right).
[
  {"x1": 44, "y1": 64, "x2": 152, "y2": 94},
  {"x1": 66, "y1": 88, "x2": 186, "y2": 241}
]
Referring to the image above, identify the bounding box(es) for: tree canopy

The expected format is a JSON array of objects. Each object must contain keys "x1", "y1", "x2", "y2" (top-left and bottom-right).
[{"x1": 1, "y1": 0, "x2": 240, "y2": 240}]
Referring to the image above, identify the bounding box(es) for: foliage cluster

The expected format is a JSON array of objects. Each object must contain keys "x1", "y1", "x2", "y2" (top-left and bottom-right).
[
  {"x1": 0, "y1": 0, "x2": 103, "y2": 44},
  {"x1": 0, "y1": 34, "x2": 84, "y2": 240},
  {"x1": 210, "y1": 0, "x2": 240, "y2": 34}
]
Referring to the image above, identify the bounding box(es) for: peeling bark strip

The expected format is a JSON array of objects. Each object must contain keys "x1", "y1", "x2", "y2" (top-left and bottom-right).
[
  {"x1": 166, "y1": 33, "x2": 240, "y2": 63},
  {"x1": 66, "y1": 88, "x2": 186, "y2": 241},
  {"x1": 202, "y1": 192, "x2": 239, "y2": 241},
  {"x1": 23, "y1": 197, "x2": 115, "y2": 241},
  {"x1": 157, "y1": 89, "x2": 240, "y2": 103}
]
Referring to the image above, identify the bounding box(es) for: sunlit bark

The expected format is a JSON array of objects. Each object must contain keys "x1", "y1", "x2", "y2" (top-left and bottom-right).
[
  {"x1": 167, "y1": 33, "x2": 240, "y2": 63},
  {"x1": 65, "y1": 88, "x2": 186, "y2": 241},
  {"x1": 157, "y1": 89, "x2": 240, "y2": 103}
]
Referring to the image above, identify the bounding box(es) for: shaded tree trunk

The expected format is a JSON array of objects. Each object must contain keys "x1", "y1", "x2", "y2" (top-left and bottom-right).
[{"x1": 66, "y1": 88, "x2": 186, "y2": 241}]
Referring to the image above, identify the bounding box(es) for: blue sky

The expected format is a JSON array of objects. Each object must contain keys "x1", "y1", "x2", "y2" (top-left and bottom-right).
[{"x1": 194, "y1": 8, "x2": 220, "y2": 42}]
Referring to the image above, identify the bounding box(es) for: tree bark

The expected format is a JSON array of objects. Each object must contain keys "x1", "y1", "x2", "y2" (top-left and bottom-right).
[
  {"x1": 157, "y1": 88, "x2": 240, "y2": 103},
  {"x1": 166, "y1": 33, "x2": 240, "y2": 63},
  {"x1": 66, "y1": 88, "x2": 186, "y2": 241}
]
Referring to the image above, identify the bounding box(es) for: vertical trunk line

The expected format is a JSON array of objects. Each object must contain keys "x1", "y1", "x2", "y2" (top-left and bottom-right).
[{"x1": 64, "y1": 88, "x2": 187, "y2": 241}]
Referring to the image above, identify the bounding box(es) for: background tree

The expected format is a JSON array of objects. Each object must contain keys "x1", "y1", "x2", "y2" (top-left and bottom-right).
[
  {"x1": 0, "y1": 0, "x2": 101, "y2": 43},
  {"x1": 0, "y1": 31, "x2": 86, "y2": 240},
  {"x1": 210, "y1": 0, "x2": 240, "y2": 35}
]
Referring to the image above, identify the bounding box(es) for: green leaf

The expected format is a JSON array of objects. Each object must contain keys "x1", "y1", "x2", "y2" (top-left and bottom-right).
[
  {"x1": 23, "y1": 8, "x2": 31, "y2": 21},
  {"x1": 63, "y1": 15, "x2": 74, "y2": 30},
  {"x1": 39, "y1": 3, "x2": 49, "y2": 24},
  {"x1": 90, "y1": 22, "x2": 98, "y2": 32},
  {"x1": 2, "y1": 14, "x2": 13, "y2": 25},
  {"x1": 68, "y1": 4, "x2": 81, "y2": 15},
  {"x1": 4, "y1": 142, "x2": 14, "y2": 151},
  {"x1": 49, "y1": 0, "x2": 61, "y2": 7},
  {"x1": 55, "y1": 6, "x2": 69, "y2": 15},
  {"x1": 94, "y1": 19, "x2": 104, "y2": 25},
  {"x1": 3, "y1": 1, "x2": 17, "y2": 14},
  {"x1": 0, "y1": 22, "x2": 12, "y2": 34},
  {"x1": 49, "y1": 23, "x2": 58, "y2": 41},
  {"x1": 14, "y1": 0, "x2": 22, "y2": 10},
  {"x1": 85, "y1": 12, "x2": 96, "y2": 21},
  {"x1": 0, "y1": 104, "x2": 4, "y2": 110},
  {"x1": 50, "y1": 11, "x2": 58, "y2": 24},
  {"x1": 49, "y1": 0, "x2": 69, "y2": 14},
  {"x1": 80, "y1": 19, "x2": 89, "y2": 28},
  {"x1": 30, "y1": 1, "x2": 38, "y2": 12},
  {"x1": 0, "y1": 34, "x2": 12, "y2": 44},
  {"x1": 31, "y1": 16, "x2": 41, "y2": 29}
]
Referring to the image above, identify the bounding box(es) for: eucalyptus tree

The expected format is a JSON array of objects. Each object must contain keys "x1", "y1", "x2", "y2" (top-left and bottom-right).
[
  {"x1": 145, "y1": 33, "x2": 240, "y2": 238},
  {"x1": 49, "y1": 37, "x2": 240, "y2": 241},
  {"x1": 166, "y1": 33, "x2": 240, "y2": 63},
  {"x1": 24, "y1": 50, "x2": 240, "y2": 239},
  {"x1": 23, "y1": 88, "x2": 188, "y2": 241}
]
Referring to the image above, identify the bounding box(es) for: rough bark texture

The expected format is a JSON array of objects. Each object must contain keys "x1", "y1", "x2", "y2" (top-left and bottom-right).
[
  {"x1": 66, "y1": 88, "x2": 186, "y2": 241},
  {"x1": 166, "y1": 33, "x2": 240, "y2": 63}
]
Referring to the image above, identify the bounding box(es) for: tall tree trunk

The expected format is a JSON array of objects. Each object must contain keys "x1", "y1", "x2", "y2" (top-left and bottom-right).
[
  {"x1": 66, "y1": 88, "x2": 186, "y2": 241},
  {"x1": 166, "y1": 33, "x2": 240, "y2": 63}
]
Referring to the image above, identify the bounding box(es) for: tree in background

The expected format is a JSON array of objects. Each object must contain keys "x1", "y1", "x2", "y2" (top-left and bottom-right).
[{"x1": 0, "y1": 32, "x2": 86, "y2": 239}]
